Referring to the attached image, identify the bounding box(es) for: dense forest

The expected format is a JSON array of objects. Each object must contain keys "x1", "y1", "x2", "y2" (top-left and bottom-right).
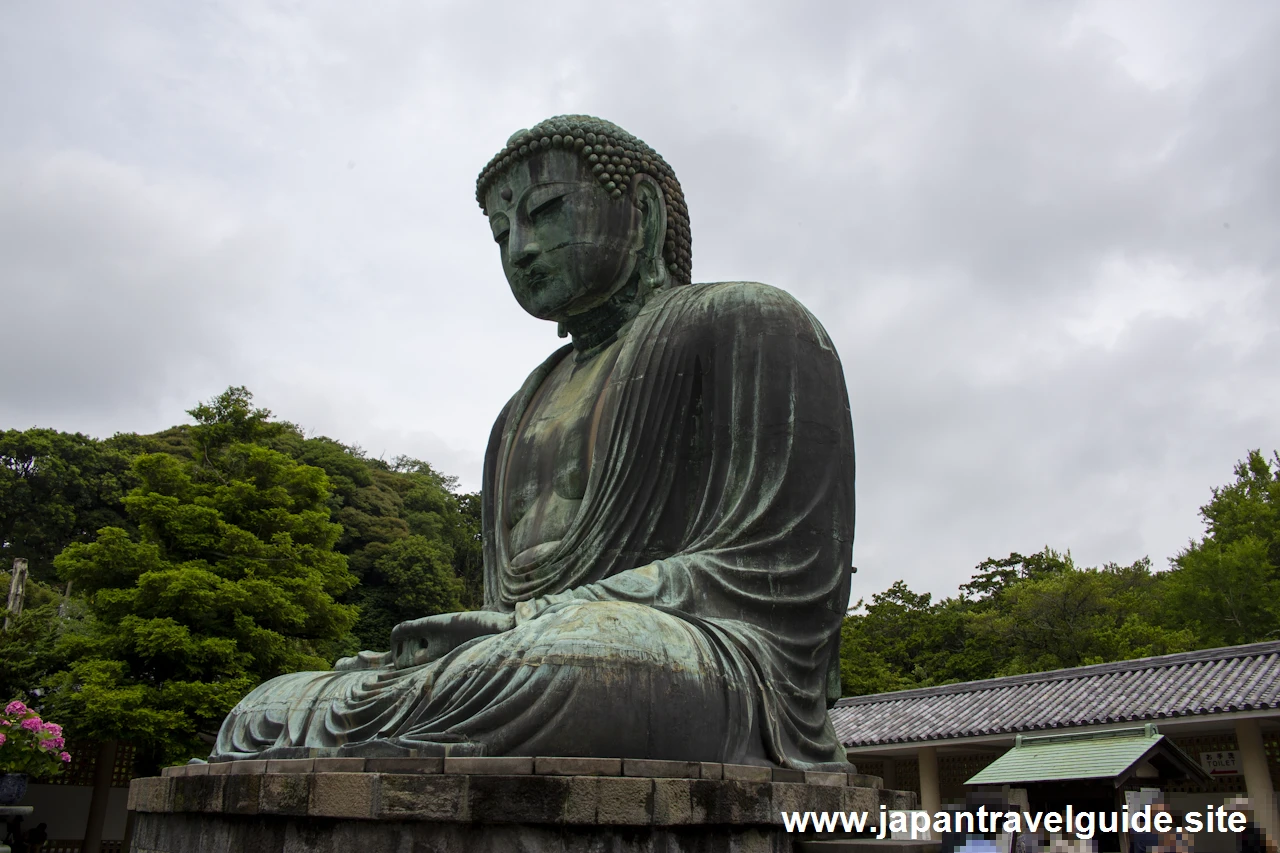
[{"x1": 2, "y1": 386, "x2": 1277, "y2": 768}]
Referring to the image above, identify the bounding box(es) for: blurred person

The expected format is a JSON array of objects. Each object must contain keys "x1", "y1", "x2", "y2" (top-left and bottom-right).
[{"x1": 1227, "y1": 798, "x2": 1277, "y2": 853}]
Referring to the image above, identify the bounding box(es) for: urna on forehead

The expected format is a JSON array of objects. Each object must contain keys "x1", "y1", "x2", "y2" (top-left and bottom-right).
[{"x1": 475, "y1": 114, "x2": 693, "y2": 285}]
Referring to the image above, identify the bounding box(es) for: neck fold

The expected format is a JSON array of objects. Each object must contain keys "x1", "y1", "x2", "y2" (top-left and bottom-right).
[{"x1": 564, "y1": 276, "x2": 643, "y2": 360}]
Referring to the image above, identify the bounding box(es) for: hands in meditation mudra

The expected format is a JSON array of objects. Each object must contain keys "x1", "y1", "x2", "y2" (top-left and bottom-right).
[{"x1": 212, "y1": 116, "x2": 857, "y2": 770}]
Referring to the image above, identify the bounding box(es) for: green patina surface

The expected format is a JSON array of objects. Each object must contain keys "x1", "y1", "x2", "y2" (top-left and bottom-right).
[{"x1": 210, "y1": 116, "x2": 857, "y2": 772}]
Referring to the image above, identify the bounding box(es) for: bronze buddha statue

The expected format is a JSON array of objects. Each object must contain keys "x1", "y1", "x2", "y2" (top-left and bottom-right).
[{"x1": 212, "y1": 116, "x2": 856, "y2": 771}]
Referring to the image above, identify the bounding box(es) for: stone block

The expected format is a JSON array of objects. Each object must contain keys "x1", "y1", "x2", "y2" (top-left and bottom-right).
[
  {"x1": 128, "y1": 777, "x2": 174, "y2": 813},
  {"x1": 879, "y1": 786, "x2": 917, "y2": 810},
  {"x1": 721, "y1": 763, "x2": 771, "y2": 782},
  {"x1": 207, "y1": 761, "x2": 233, "y2": 776},
  {"x1": 770, "y1": 781, "x2": 810, "y2": 818},
  {"x1": 595, "y1": 776, "x2": 654, "y2": 825},
  {"x1": 377, "y1": 773, "x2": 468, "y2": 821},
  {"x1": 230, "y1": 760, "x2": 268, "y2": 775},
  {"x1": 622, "y1": 758, "x2": 700, "y2": 778},
  {"x1": 312, "y1": 757, "x2": 365, "y2": 773},
  {"x1": 685, "y1": 779, "x2": 721, "y2": 823},
  {"x1": 266, "y1": 758, "x2": 314, "y2": 774},
  {"x1": 560, "y1": 776, "x2": 600, "y2": 825},
  {"x1": 771, "y1": 767, "x2": 805, "y2": 783},
  {"x1": 223, "y1": 774, "x2": 261, "y2": 815},
  {"x1": 841, "y1": 784, "x2": 880, "y2": 814},
  {"x1": 534, "y1": 756, "x2": 622, "y2": 776},
  {"x1": 309, "y1": 772, "x2": 377, "y2": 819},
  {"x1": 365, "y1": 756, "x2": 444, "y2": 774},
  {"x1": 652, "y1": 778, "x2": 695, "y2": 825},
  {"x1": 443, "y1": 755, "x2": 533, "y2": 775},
  {"x1": 707, "y1": 780, "x2": 773, "y2": 824},
  {"x1": 803, "y1": 781, "x2": 843, "y2": 815},
  {"x1": 804, "y1": 770, "x2": 847, "y2": 787},
  {"x1": 259, "y1": 773, "x2": 311, "y2": 816},
  {"x1": 469, "y1": 774, "x2": 570, "y2": 823},
  {"x1": 848, "y1": 773, "x2": 883, "y2": 789},
  {"x1": 171, "y1": 775, "x2": 226, "y2": 813},
  {"x1": 698, "y1": 762, "x2": 723, "y2": 780},
  {"x1": 186, "y1": 763, "x2": 210, "y2": 776}
]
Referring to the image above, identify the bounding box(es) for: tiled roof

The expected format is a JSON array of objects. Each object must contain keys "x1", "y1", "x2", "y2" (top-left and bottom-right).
[
  {"x1": 830, "y1": 641, "x2": 1280, "y2": 748},
  {"x1": 965, "y1": 727, "x2": 1209, "y2": 786}
]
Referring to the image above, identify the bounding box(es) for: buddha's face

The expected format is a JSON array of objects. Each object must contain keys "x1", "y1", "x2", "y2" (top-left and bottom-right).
[{"x1": 484, "y1": 150, "x2": 644, "y2": 322}]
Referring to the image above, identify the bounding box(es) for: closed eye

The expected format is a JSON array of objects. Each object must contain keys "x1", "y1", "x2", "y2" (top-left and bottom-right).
[
  {"x1": 490, "y1": 213, "x2": 510, "y2": 244},
  {"x1": 529, "y1": 195, "x2": 564, "y2": 221}
]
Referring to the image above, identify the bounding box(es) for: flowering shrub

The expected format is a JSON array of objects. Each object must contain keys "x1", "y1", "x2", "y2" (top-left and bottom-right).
[{"x1": 0, "y1": 700, "x2": 71, "y2": 777}]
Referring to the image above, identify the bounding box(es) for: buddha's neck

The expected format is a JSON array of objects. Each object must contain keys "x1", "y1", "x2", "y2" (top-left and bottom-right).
[{"x1": 562, "y1": 276, "x2": 644, "y2": 360}]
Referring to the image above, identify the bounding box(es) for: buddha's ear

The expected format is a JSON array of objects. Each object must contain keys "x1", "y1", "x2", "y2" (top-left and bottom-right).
[{"x1": 633, "y1": 174, "x2": 669, "y2": 289}]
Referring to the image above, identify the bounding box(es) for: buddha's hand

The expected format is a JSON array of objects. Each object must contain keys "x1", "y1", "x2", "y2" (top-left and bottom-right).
[
  {"x1": 390, "y1": 611, "x2": 516, "y2": 669},
  {"x1": 332, "y1": 649, "x2": 394, "y2": 672}
]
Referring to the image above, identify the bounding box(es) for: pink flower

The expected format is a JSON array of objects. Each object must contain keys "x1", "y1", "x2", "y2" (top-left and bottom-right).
[
  {"x1": 60, "y1": 752, "x2": 72, "y2": 762},
  {"x1": 48, "y1": 737, "x2": 64, "y2": 749},
  {"x1": 4, "y1": 701, "x2": 26, "y2": 715},
  {"x1": 0, "y1": 733, "x2": 6, "y2": 745},
  {"x1": 20, "y1": 717, "x2": 42, "y2": 732},
  {"x1": 40, "y1": 722, "x2": 62, "y2": 737}
]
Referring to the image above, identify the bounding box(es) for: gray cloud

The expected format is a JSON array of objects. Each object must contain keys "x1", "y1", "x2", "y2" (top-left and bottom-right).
[{"x1": 2, "y1": 0, "x2": 1276, "y2": 605}]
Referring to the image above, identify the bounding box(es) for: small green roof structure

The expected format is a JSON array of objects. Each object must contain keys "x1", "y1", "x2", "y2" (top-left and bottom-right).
[{"x1": 966, "y1": 725, "x2": 1210, "y2": 788}]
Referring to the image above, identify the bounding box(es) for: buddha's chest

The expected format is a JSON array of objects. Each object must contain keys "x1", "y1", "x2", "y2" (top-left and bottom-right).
[{"x1": 503, "y1": 345, "x2": 620, "y2": 560}]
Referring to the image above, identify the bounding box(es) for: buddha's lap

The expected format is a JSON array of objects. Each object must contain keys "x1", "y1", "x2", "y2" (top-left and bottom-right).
[
  {"x1": 219, "y1": 601, "x2": 759, "y2": 760},
  {"x1": 240, "y1": 600, "x2": 746, "y2": 710}
]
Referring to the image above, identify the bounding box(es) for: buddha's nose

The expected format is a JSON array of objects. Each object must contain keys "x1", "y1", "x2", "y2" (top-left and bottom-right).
[{"x1": 512, "y1": 241, "x2": 541, "y2": 268}]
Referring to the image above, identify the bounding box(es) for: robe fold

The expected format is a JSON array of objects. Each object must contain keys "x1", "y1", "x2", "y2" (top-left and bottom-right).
[{"x1": 211, "y1": 281, "x2": 856, "y2": 770}]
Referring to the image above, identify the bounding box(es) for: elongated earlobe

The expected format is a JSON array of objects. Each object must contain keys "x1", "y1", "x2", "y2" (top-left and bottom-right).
[{"x1": 636, "y1": 175, "x2": 670, "y2": 291}]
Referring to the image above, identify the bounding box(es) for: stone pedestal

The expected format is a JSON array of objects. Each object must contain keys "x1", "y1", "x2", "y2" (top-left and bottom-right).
[{"x1": 127, "y1": 757, "x2": 916, "y2": 852}]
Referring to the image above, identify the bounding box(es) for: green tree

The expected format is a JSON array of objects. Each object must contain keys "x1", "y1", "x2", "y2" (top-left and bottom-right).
[
  {"x1": 43, "y1": 389, "x2": 358, "y2": 764},
  {"x1": 1164, "y1": 450, "x2": 1280, "y2": 645},
  {"x1": 972, "y1": 557, "x2": 1196, "y2": 675},
  {"x1": 275, "y1": 439, "x2": 479, "y2": 649},
  {"x1": 838, "y1": 547, "x2": 1200, "y2": 696},
  {"x1": 354, "y1": 535, "x2": 465, "y2": 645},
  {"x1": 0, "y1": 429, "x2": 136, "y2": 585},
  {"x1": 0, "y1": 573, "x2": 66, "y2": 707}
]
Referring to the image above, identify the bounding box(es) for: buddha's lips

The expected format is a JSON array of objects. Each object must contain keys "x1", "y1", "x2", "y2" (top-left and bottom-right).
[{"x1": 523, "y1": 267, "x2": 554, "y2": 291}]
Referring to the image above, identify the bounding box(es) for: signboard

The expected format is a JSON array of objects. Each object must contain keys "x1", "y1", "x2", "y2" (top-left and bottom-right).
[
  {"x1": 1200, "y1": 750, "x2": 1241, "y2": 777},
  {"x1": 1126, "y1": 788, "x2": 1162, "y2": 812}
]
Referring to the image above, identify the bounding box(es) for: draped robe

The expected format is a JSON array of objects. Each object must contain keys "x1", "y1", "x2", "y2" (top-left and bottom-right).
[{"x1": 211, "y1": 281, "x2": 856, "y2": 770}]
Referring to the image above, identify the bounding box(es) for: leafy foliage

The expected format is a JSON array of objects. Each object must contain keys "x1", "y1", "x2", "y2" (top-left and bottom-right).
[
  {"x1": 0, "y1": 387, "x2": 481, "y2": 764},
  {"x1": 840, "y1": 449, "x2": 1278, "y2": 696},
  {"x1": 43, "y1": 393, "x2": 359, "y2": 762},
  {"x1": 1164, "y1": 450, "x2": 1280, "y2": 646},
  {"x1": 0, "y1": 429, "x2": 136, "y2": 585}
]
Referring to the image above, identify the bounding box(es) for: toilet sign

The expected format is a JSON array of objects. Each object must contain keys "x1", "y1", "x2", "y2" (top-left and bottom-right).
[{"x1": 1199, "y1": 750, "x2": 1241, "y2": 776}]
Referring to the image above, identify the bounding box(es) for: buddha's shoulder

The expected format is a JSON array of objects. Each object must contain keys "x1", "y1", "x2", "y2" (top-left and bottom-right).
[{"x1": 664, "y1": 281, "x2": 815, "y2": 321}]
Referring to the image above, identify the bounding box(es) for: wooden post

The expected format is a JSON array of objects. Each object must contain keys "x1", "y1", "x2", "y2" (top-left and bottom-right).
[
  {"x1": 5, "y1": 558, "x2": 28, "y2": 631},
  {"x1": 918, "y1": 745, "x2": 941, "y2": 838},
  {"x1": 81, "y1": 739, "x2": 118, "y2": 853},
  {"x1": 1236, "y1": 719, "x2": 1279, "y2": 841}
]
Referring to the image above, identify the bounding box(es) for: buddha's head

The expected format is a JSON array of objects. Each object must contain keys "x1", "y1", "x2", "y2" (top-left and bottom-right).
[{"x1": 477, "y1": 116, "x2": 691, "y2": 325}]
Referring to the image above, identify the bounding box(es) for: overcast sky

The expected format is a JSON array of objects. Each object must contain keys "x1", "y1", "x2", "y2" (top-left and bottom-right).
[{"x1": 3, "y1": 1, "x2": 1277, "y2": 606}]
